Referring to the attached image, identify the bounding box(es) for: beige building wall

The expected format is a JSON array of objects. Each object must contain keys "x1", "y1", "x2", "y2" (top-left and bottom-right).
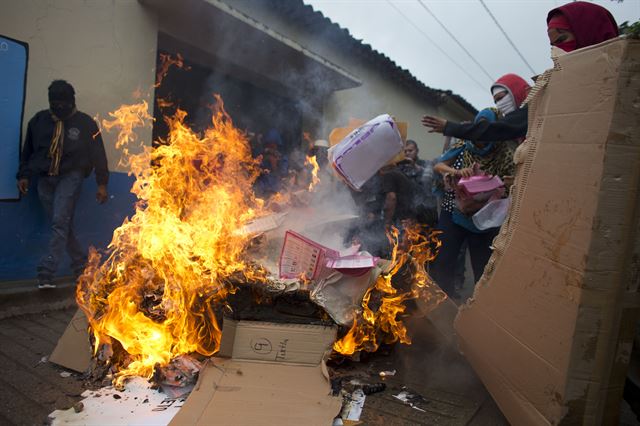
[{"x1": 1, "y1": 0, "x2": 158, "y2": 172}]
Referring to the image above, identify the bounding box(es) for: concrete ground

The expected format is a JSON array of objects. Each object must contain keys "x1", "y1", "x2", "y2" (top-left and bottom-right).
[
  {"x1": 0, "y1": 278, "x2": 637, "y2": 425},
  {"x1": 0, "y1": 276, "x2": 508, "y2": 426}
]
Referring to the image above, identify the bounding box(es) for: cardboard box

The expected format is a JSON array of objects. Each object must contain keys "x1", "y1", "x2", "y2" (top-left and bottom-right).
[
  {"x1": 170, "y1": 319, "x2": 341, "y2": 425},
  {"x1": 455, "y1": 38, "x2": 640, "y2": 425},
  {"x1": 49, "y1": 309, "x2": 92, "y2": 372}
]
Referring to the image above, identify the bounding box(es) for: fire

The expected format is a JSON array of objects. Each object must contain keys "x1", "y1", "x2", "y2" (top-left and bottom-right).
[
  {"x1": 100, "y1": 101, "x2": 154, "y2": 167},
  {"x1": 305, "y1": 155, "x2": 320, "y2": 191},
  {"x1": 333, "y1": 225, "x2": 446, "y2": 356},
  {"x1": 154, "y1": 53, "x2": 190, "y2": 88},
  {"x1": 77, "y1": 95, "x2": 268, "y2": 386}
]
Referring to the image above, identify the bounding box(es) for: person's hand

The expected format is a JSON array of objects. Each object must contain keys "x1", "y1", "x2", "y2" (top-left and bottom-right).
[
  {"x1": 455, "y1": 168, "x2": 474, "y2": 178},
  {"x1": 421, "y1": 115, "x2": 447, "y2": 133},
  {"x1": 96, "y1": 185, "x2": 108, "y2": 204},
  {"x1": 17, "y1": 179, "x2": 29, "y2": 195}
]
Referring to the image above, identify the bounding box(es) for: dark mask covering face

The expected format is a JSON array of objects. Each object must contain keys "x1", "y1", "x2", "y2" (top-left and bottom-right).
[{"x1": 50, "y1": 101, "x2": 74, "y2": 120}]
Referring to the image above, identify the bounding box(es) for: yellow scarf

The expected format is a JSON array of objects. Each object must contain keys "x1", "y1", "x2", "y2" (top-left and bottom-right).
[{"x1": 48, "y1": 108, "x2": 76, "y2": 176}]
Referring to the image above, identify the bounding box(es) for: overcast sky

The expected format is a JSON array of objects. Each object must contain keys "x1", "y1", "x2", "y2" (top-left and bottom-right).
[{"x1": 304, "y1": 0, "x2": 639, "y2": 109}]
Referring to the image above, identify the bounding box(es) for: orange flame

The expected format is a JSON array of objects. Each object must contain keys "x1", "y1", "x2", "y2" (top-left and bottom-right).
[
  {"x1": 77, "y1": 95, "x2": 268, "y2": 386},
  {"x1": 333, "y1": 225, "x2": 446, "y2": 356},
  {"x1": 101, "y1": 101, "x2": 154, "y2": 169},
  {"x1": 305, "y1": 155, "x2": 320, "y2": 192},
  {"x1": 155, "y1": 53, "x2": 190, "y2": 88}
]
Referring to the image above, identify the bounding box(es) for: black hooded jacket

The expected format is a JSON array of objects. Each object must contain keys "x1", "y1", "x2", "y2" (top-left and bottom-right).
[
  {"x1": 443, "y1": 106, "x2": 528, "y2": 142},
  {"x1": 17, "y1": 110, "x2": 109, "y2": 185}
]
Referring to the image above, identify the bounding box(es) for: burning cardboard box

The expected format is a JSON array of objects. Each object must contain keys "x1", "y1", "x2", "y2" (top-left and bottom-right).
[
  {"x1": 169, "y1": 319, "x2": 341, "y2": 425},
  {"x1": 455, "y1": 38, "x2": 640, "y2": 425}
]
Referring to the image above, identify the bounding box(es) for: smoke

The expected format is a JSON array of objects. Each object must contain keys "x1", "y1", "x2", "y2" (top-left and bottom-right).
[{"x1": 394, "y1": 315, "x2": 482, "y2": 397}]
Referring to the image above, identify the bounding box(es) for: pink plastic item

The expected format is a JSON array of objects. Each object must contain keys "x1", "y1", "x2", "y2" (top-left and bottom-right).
[{"x1": 457, "y1": 175, "x2": 504, "y2": 196}]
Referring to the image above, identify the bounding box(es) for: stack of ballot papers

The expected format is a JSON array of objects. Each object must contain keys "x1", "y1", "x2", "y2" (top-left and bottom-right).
[
  {"x1": 279, "y1": 230, "x2": 378, "y2": 280},
  {"x1": 328, "y1": 114, "x2": 404, "y2": 190}
]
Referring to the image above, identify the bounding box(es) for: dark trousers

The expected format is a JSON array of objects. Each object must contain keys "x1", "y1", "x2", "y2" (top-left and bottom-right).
[
  {"x1": 430, "y1": 211, "x2": 499, "y2": 296},
  {"x1": 36, "y1": 171, "x2": 85, "y2": 280}
]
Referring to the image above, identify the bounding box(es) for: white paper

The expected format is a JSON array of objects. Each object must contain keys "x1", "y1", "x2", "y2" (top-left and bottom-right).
[
  {"x1": 340, "y1": 389, "x2": 366, "y2": 421},
  {"x1": 235, "y1": 212, "x2": 287, "y2": 235},
  {"x1": 49, "y1": 377, "x2": 184, "y2": 426},
  {"x1": 326, "y1": 255, "x2": 377, "y2": 269},
  {"x1": 329, "y1": 114, "x2": 403, "y2": 190},
  {"x1": 339, "y1": 244, "x2": 361, "y2": 258}
]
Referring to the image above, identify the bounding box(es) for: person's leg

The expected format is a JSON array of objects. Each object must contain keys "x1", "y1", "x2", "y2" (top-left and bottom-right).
[
  {"x1": 37, "y1": 171, "x2": 84, "y2": 285},
  {"x1": 36, "y1": 176, "x2": 57, "y2": 286},
  {"x1": 67, "y1": 223, "x2": 86, "y2": 278},
  {"x1": 467, "y1": 228, "x2": 500, "y2": 282},
  {"x1": 430, "y1": 211, "x2": 468, "y2": 297}
]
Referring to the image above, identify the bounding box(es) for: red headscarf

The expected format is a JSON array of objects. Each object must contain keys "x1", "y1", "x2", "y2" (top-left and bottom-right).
[
  {"x1": 547, "y1": 2, "x2": 618, "y2": 51},
  {"x1": 491, "y1": 74, "x2": 531, "y2": 107}
]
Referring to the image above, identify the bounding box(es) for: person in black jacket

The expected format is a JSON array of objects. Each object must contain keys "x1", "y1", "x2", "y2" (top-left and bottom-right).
[
  {"x1": 422, "y1": 73, "x2": 531, "y2": 142},
  {"x1": 17, "y1": 80, "x2": 109, "y2": 289}
]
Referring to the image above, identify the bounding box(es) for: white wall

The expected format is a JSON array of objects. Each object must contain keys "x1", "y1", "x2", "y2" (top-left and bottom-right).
[{"x1": 1, "y1": 0, "x2": 158, "y2": 172}]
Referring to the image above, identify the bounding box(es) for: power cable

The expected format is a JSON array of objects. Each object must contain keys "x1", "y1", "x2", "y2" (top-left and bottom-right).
[
  {"x1": 385, "y1": 0, "x2": 489, "y2": 92},
  {"x1": 478, "y1": 0, "x2": 537, "y2": 75},
  {"x1": 416, "y1": 0, "x2": 495, "y2": 82}
]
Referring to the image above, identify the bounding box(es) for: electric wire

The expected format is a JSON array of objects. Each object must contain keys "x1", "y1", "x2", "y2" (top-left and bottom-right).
[
  {"x1": 385, "y1": 0, "x2": 489, "y2": 92},
  {"x1": 417, "y1": 0, "x2": 495, "y2": 82},
  {"x1": 478, "y1": 0, "x2": 537, "y2": 75}
]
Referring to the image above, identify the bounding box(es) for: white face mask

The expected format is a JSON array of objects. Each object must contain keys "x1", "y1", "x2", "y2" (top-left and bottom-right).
[{"x1": 495, "y1": 93, "x2": 516, "y2": 116}]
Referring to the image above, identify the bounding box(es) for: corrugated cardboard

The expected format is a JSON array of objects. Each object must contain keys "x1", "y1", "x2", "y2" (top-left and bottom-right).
[
  {"x1": 171, "y1": 319, "x2": 341, "y2": 425},
  {"x1": 455, "y1": 38, "x2": 640, "y2": 425},
  {"x1": 49, "y1": 309, "x2": 92, "y2": 372},
  {"x1": 218, "y1": 319, "x2": 337, "y2": 365}
]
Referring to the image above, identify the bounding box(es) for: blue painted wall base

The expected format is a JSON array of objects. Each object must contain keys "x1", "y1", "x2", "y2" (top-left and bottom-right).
[{"x1": 0, "y1": 171, "x2": 136, "y2": 281}]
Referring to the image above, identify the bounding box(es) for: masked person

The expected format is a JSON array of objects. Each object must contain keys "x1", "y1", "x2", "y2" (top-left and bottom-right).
[
  {"x1": 422, "y1": 73, "x2": 531, "y2": 143},
  {"x1": 430, "y1": 108, "x2": 515, "y2": 298},
  {"x1": 17, "y1": 80, "x2": 109, "y2": 289},
  {"x1": 547, "y1": 1, "x2": 618, "y2": 52}
]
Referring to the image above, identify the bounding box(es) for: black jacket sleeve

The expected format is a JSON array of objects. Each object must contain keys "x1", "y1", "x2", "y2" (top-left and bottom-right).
[
  {"x1": 17, "y1": 118, "x2": 35, "y2": 180},
  {"x1": 443, "y1": 106, "x2": 528, "y2": 142},
  {"x1": 89, "y1": 121, "x2": 109, "y2": 186}
]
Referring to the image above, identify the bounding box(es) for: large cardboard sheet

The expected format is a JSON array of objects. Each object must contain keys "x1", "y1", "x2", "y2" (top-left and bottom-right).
[
  {"x1": 169, "y1": 359, "x2": 341, "y2": 426},
  {"x1": 172, "y1": 319, "x2": 341, "y2": 425},
  {"x1": 455, "y1": 38, "x2": 640, "y2": 425}
]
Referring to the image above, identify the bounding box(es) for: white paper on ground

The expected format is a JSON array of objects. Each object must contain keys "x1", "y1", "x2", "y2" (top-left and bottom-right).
[
  {"x1": 49, "y1": 377, "x2": 185, "y2": 426},
  {"x1": 340, "y1": 388, "x2": 366, "y2": 421}
]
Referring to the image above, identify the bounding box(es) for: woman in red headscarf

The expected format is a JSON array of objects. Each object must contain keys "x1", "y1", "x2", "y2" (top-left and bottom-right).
[
  {"x1": 547, "y1": 1, "x2": 619, "y2": 52},
  {"x1": 422, "y1": 73, "x2": 531, "y2": 143}
]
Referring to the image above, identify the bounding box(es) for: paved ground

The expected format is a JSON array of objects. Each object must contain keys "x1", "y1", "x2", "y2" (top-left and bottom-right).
[
  {"x1": 0, "y1": 282, "x2": 636, "y2": 425},
  {"x1": 0, "y1": 307, "x2": 84, "y2": 426},
  {"x1": 0, "y1": 292, "x2": 506, "y2": 426}
]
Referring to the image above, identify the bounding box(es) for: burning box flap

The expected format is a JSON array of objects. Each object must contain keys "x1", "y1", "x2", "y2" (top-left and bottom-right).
[
  {"x1": 49, "y1": 309, "x2": 92, "y2": 373},
  {"x1": 218, "y1": 318, "x2": 337, "y2": 365},
  {"x1": 168, "y1": 358, "x2": 341, "y2": 426}
]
